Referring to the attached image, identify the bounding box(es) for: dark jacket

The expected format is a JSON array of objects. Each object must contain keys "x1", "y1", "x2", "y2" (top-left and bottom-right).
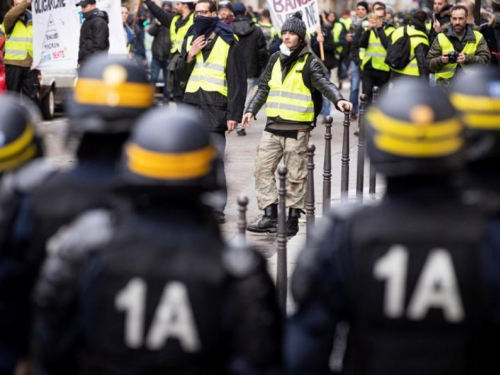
[
  {"x1": 320, "y1": 23, "x2": 337, "y2": 70},
  {"x1": 246, "y1": 44, "x2": 344, "y2": 129},
  {"x1": 430, "y1": 4, "x2": 453, "y2": 45},
  {"x1": 479, "y1": 12, "x2": 500, "y2": 67},
  {"x1": 231, "y1": 16, "x2": 268, "y2": 78},
  {"x1": 178, "y1": 30, "x2": 247, "y2": 131},
  {"x1": 148, "y1": 20, "x2": 171, "y2": 61},
  {"x1": 426, "y1": 24, "x2": 491, "y2": 88},
  {"x1": 78, "y1": 9, "x2": 109, "y2": 65}
]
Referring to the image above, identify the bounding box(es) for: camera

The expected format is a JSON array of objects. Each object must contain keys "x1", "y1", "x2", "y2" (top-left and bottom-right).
[{"x1": 446, "y1": 51, "x2": 459, "y2": 64}]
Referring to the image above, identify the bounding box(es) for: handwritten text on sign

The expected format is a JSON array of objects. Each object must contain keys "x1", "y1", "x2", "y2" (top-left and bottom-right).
[{"x1": 267, "y1": 0, "x2": 319, "y2": 32}]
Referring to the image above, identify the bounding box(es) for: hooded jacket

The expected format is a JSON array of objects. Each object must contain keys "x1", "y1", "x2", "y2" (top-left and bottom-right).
[
  {"x1": 78, "y1": 9, "x2": 109, "y2": 65},
  {"x1": 231, "y1": 16, "x2": 268, "y2": 78}
]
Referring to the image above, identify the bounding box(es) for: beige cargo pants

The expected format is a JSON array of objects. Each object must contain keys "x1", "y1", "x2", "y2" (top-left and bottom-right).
[{"x1": 254, "y1": 130, "x2": 310, "y2": 210}]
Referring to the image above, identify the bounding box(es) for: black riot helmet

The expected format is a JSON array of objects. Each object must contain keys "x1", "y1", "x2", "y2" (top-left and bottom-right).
[
  {"x1": 121, "y1": 106, "x2": 221, "y2": 192},
  {"x1": 67, "y1": 54, "x2": 154, "y2": 133},
  {"x1": 450, "y1": 67, "x2": 500, "y2": 164},
  {"x1": 0, "y1": 94, "x2": 42, "y2": 174},
  {"x1": 366, "y1": 79, "x2": 464, "y2": 178}
]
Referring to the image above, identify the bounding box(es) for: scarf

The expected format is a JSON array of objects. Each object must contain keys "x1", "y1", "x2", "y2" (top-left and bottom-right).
[
  {"x1": 279, "y1": 43, "x2": 304, "y2": 70},
  {"x1": 193, "y1": 16, "x2": 236, "y2": 45}
]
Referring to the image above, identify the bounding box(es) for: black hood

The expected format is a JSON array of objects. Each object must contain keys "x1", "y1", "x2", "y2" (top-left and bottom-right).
[
  {"x1": 232, "y1": 16, "x2": 254, "y2": 36},
  {"x1": 85, "y1": 9, "x2": 109, "y2": 24}
]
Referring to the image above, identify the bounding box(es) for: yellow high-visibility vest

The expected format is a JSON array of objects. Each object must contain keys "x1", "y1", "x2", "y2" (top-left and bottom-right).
[
  {"x1": 333, "y1": 22, "x2": 345, "y2": 54},
  {"x1": 2, "y1": 19, "x2": 33, "y2": 61},
  {"x1": 339, "y1": 17, "x2": 352, "y2": 32},
  {"x1": 258, "y1": 22, "x2": 275, "y2": 43},
  {"x1": 185, "y1": 35, "x2": 230, "y2": 96},
  {"x1": 170, "y1": 13, "x2": 194, "y2": 54},
  {"x1": 266, "y1": 55, "x2": 314, "y2": 122},
  {"x1": 361, "y1": 26, "x2": 395, "y2": 72},
  {"x1": 390, "y1": 25, "x2": 429, "y2": 76},
  {"x1": 436, "y1": 31, "x2": 483, "y2": 80}
]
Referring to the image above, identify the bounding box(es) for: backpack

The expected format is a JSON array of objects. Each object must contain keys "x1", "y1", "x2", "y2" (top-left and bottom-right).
[{"x1": 385, "y1": 25, "x2": 427, "y2": 70}]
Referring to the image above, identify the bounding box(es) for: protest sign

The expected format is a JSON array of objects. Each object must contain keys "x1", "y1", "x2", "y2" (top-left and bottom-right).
[
  {"x1": 32, "y1": 0, "x2": 126, "y2": 70},
  {"x1": 266, "y1": 0, "x2": 320, "y2": 33}
]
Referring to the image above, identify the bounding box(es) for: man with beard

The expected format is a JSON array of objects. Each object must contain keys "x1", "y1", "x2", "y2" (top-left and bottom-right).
[{"x1": 427, "y1": 5, "x2": 490, "y2": 93}]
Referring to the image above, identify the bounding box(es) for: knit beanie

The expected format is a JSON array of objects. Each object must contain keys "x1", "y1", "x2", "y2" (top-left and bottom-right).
[
  {"x1": 357, "y1": 1, "x2": 369, "y2": 12},
  {"x1": 281, "y1": 12, "x2": 307, "y2": 40}
]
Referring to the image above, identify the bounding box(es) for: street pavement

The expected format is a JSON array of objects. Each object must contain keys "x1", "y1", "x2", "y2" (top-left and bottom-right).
[{"x1": 37, "y1": 82, "x2": 384, "y2": 312}]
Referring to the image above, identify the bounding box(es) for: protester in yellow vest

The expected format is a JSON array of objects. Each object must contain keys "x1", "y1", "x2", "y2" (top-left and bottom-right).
[
  {"x1": 178, "y1": 0, "x2": 246, "y2": 224},
  {"x1": 242, "y1": 12, "x2": 352, "y2": 237},
  {"x1": 2, "y1": 0, "x2": 38, "y2": 103},
  {"x1": 389, "y1": 10, "x2": 430, "y2": 81},
  {"x1": 426, "y1": 4, "x2": 491, "y2": 92},
  {"x1": 143, "y1": 0, "x2": 195, "y2": 102},
  {"x1": 358, "y1": 1, "x2": 395, "y2": 103}
]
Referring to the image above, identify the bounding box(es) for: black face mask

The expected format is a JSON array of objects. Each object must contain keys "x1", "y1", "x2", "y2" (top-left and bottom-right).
[{"x1": 193, "y1": 15, "x2": 219, "y2": 39}]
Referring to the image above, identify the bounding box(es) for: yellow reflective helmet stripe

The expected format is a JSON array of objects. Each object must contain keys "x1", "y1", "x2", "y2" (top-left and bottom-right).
[
  {"x1": 0, "y1": 144, "x2": 37, "y2": 172},
  {"x1": 0, "y1": 125, "x2": 35, "y2": 159},
  {"x1": 450, "y1": 93, "x2": 500, "y2": 112},
  {"x1": 126, "y1": 143, "x2": 215, "y2": 179},
  {"x1": 265, "y1": 56, "x2": 314, "y2": 122},
  {"x1": 185, "y1": 36, "x2": 230, "y2": 96},
  {"x1": 368, "y1": 108, "x2": 463, "y2": 157},
  {"x1": 436, "y1": 31, "x2": 483, "y2": 80},
  {"x1": 74, "y1": 79, "x2": 154, "y2": 108}
]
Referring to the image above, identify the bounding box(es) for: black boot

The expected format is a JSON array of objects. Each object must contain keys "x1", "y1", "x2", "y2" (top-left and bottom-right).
[
  {"x1": 247, "y1": 204, "x2": 278, "y2": 233},
  {"x1": 286, "y1": 208, "x2": 302, "y2": 236}
]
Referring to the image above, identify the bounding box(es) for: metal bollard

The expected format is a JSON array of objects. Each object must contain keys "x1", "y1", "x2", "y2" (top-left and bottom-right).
[
  {"x1": 369, "y1": 86, "x2": 379, "y2": 195},
  {"x1": 356, "y1": 94, "x2": 367, "y2": 203},
  {"x1": 341, "y1": 111, "x2": 350, "y2": 202},
  {"x1": 237, "y1": 195, "x2": 249, "y2": 240},
  {"x1": 306, "y1": 144, "x2": 316, "y2": 240},
  {"x1": 322, "y1": 116, "x2": 333, "y2": 215},
  {"x1": 276, "y1": 165, "x2": 288, "y2": 314}
]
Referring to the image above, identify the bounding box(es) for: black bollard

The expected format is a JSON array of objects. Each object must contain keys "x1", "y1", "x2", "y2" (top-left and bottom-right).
[
  {"x1": 356, "y1": 94, "x2": 367, "y2": 203},
  {"x1": 306, "y1": 144, "x2": 316, "y2": 240},
  {"x1": 276, "y1": 165, "x2": 288, "y2": 314},
  {"x1": 237, "y1": 195, "x2": 249, "y2": 240},
  {"x1": 322, "y1": 116, "x2": 333, "y2": 215},
  {"x1": 369, "y1": 86, "x2": 379, "y2": 195},
  {"x1": 341, "y1": 111, "x2": 350, "y2": 202}
]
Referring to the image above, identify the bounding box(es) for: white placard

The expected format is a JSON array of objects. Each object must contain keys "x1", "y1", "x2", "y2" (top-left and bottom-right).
[
  {"x1": 266, "y1": 0, "x2": 320, "y2": 34},
  {"x1": 32, "y1": 0, "x2": 127, "y2": 70}
]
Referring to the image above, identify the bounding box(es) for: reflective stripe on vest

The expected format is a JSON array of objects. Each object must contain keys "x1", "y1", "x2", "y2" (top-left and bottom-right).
[
  {"x1": 2, "y1": 20, "x2": 33, "y2": 61},
  {"x1": 185, "y1": 35, "x2": 230, "y2": 96},
  {"x1": 391, "y1": 25, "x2": 429, "y2": 76},
  {"x1": 170, "y1": 13, "x2": 194, "y2": 54},
  {"x1": 333, "y1": 22, "x2": 344, "y2": 53},
  {"x1": 265, "y1": 56, "x2": 314, "y2": 122},
  {"x1": 436, "y1": 31, "x2": 483, "y2": 80},
  {"x1": 361, "y1": 27, "x2": 394, "y2": 72}
]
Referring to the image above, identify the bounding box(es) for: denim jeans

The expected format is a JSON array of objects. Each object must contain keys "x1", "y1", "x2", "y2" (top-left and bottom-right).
[
  {"x1": 349, "y1": 60, "x2": 360, "y2": 115},
  {"x1": 321, "y1": 70, "x2": 332, "y2": 117},
  {"x1": 150, "y1": 58, "x2": 170, "y2": 101}
]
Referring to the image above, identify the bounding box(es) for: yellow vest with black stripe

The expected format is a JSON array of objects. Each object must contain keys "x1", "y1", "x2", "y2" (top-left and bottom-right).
[
  {"x1": 361, "y1": 26, "x2": 394, "y2": 72},
  {"x1": 2, "y1": 19, "x2": 33, "y2": 61},
  {"x1": 170, "y1": 13, "x2": 194, "y2": 54},
  {"x1": 266, "y1": 55, "x2": 314, "y2": 123},
  {"x1": 390, "y1": 25, "x2": 429, "y2": 76},
  {"x1": 436, "y1": 31, "x2": 483, "y2": 80},
  {"x1": 185, "y1": 35, "x2": 230, "y2": 96},
  {"x1": 333, "y1": 22, "x2": 344, "y2": 54}
]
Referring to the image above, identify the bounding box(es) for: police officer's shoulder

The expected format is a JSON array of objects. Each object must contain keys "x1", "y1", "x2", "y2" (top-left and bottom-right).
[
  {"x1": 222, "y1": 237, "x2": 265, "y2": 278},
  {"x1": 11, "y1": 159, "x2": 58, "y2": 194},
  {"x1": 47, "y1": 209, "x2": 115, "y2": 261}
]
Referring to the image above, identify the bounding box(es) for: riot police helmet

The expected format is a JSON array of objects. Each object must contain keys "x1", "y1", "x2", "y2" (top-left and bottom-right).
[
  {"x1": 0, "y1": 94, "x2": 42, "y2": 174},
  {"x1": 450, "y1": 66, "x2": 500, "y2": 164},
  {"x1": 67, "y1": 54, "x2": 154, "y2": 133},
  {"x1": 121, "y1": 106, "x2": 221, "y2": 191},
  {"x1": 366, "y1": 79, "x2": 464, "y2": 178}
]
